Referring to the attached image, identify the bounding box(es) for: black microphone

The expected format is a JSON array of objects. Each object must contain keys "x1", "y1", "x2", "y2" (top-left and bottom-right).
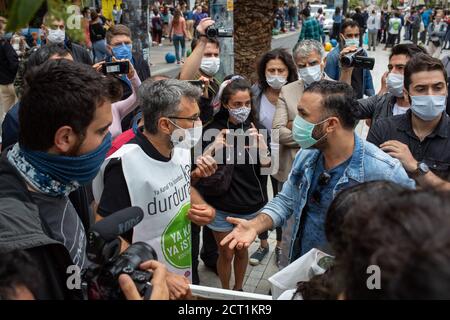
[
  {"x1": 90, "y1": 206, "x2": 144, "y2": 242},
  {"x1": 87, "y1": 207, "x2": 144, "y2": 264}
]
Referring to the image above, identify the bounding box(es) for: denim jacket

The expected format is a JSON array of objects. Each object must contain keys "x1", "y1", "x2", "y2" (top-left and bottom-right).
[{"x1": 262, "y1": 134, "x2": 415, "y2": 263}]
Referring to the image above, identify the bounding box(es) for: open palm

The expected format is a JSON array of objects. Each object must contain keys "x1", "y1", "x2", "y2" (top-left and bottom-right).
[{"x1": 220, "y1": 217, "x2": 258, "y2": 250}]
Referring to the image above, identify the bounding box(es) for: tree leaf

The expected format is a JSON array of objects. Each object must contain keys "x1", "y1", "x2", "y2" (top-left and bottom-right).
[{"x1": 6, "y1": 0, "x2": 45, "y2": 31}]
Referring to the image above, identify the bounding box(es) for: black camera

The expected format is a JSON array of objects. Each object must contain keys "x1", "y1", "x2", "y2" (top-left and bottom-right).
[
  {"x1": 187, "y1": 80, "x2": 205, "y2": 90},
  {"x1": 204, "y1": 25, "x2": 233, "y2": 39},
  {"x1": 84, "y1": 242, "x2": 157, "y2": 300},
  {"x1": 81, "y1": 207, "x2": 158, "y2": 300},
  {"x1": 340, "y1": 48, "x2": 375, "y2": 70},
  {"x1": 102, "y1": 61, "x2": 129, "y2": 75}
]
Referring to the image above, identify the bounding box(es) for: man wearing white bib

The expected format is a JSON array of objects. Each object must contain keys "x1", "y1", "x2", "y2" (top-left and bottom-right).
[{"x1": 94, "y1": 79, "x2": 216, "y2": 299}]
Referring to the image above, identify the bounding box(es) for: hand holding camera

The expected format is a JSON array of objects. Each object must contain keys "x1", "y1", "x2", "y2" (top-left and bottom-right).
[
  {"x1": 339, "y1": 47, "x2": 375, "y2": 70},
  {"x1": 119, "y1": 260, "x2": 169, "y2": 300},
  {"x1": 196, "y1": 17, "x2": 216, "y2": 39},
  {"x1": 93, "y1": 57, "x2": 135, "y2": 79}
]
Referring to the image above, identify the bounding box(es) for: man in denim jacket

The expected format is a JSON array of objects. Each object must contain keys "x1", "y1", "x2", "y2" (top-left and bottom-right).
[{"x1": 220, "y1": 80, "x2": 415, "y2": 264}]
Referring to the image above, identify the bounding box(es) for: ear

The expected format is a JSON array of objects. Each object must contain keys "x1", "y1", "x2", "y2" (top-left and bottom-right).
[
  {"x1": 325, "y1": 117, "x2": 340, "y2": 132},
  {"x1": 53, "y1": 126, "x2": 78, "y2": 153},
  {"x1": 159, "y1": 117, "x2": 173, "y2": 135}
]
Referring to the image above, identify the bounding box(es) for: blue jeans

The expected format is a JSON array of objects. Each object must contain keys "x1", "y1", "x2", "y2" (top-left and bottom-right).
[
  {"x1": 173, "y1": 34, "x2": 185, "y2": 62},
  {"x1": 92, "y1": 39, "x2": 108, "y2": 63}
]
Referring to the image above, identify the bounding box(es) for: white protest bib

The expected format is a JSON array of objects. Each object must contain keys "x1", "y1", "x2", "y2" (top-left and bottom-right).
[{"x1": 94, "y1": 144, "x2": 192, "y2": 279}]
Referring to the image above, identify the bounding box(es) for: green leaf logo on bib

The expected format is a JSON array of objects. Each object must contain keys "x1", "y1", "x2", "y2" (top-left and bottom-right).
[{"x1": 161, "y1": 202, "x2": 192, "y2": 269}]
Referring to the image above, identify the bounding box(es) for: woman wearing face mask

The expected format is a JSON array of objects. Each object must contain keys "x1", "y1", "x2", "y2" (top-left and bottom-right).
[
  {"x1": 248, "y1": 48, "x2": 297, "y2": 267},
  {"x1": 196, "y1": 76, "x2": 271, "y2": 291}
]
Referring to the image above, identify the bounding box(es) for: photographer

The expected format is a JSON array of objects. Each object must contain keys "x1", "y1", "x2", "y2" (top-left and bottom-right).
[
  {"x1": 196, "y1": 75, "x2": 271, "y2": 291},
  {"x1": 93, "y1": 58, "x2": 141, "y2": 139},
  {"x1": 324, "y1": 20, "x2": 375, "y2": 99},
  {"x1": 0, "y1": 59, "x2": 122, "y2": 299},
  {"x1": 179, "y1": 18, "x2": 221, "y2": 125}
]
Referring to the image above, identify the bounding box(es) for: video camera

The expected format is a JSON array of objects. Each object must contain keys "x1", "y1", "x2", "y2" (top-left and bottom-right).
[
  {"x1": 204, "y1": 25, "x2": 233, "y2": 39},
  {"x1": 82, "y1": 207, "x2": 158, "y2": 300},
  {"x1": 340, "y1": 48, "x2": 375, "y2": 70}
]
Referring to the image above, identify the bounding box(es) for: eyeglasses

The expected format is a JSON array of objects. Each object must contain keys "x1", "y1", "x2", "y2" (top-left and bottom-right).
[
  {"x1": 168, "y1": 115, "x2": 201, "y2": 127},
  {"x1": 311, "y1": 172, "x2": 331, "y2": 204}
]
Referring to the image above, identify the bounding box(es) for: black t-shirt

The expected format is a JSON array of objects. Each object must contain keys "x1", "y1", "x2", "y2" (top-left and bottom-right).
[
  {"x1": 97, "y1": 128, "x2": 170, "y2": 242},
  {"x1": 351, "y1": 66, "x2": 365, "y2": 99}
]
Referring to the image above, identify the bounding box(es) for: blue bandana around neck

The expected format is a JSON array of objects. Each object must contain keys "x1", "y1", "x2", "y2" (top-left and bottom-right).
[{"x1": 7, "y1": 134, "x2": 112, "y2": 196}]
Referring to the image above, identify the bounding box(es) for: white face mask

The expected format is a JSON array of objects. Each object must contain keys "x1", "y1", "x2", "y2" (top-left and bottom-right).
[
  {"x1": 200, "y1": 57, "x2": 220, "y2": 76},
  {"x1": 47, "y1": 28, "x2": 65, "y2": 44},
  {"x1": 170, "y1": 119, "x2": 203, "y2": 148},
  {"x1": 266, "y1": 74, "x2": 287, "y2": 89},
  {"x1": 386, "y1": 73, "x2": 404, "y2": 98},
  {"x1": 344, "y1": 38, "x2": 359, "y2": 47},
  {"x1": 298, "y1": 64, "x2": 322, "y2": 86},
  {"x1": 410, "y1": 95, "x2": 447, "y2": 121}
]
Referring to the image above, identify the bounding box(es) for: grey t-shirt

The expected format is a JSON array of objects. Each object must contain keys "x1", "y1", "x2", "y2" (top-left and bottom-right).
[{"x1": 31, "y1": 192, "x2": 88, "y2": 269}]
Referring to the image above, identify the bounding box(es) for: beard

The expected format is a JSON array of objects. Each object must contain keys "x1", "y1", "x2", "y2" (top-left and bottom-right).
[
  {"x1": 66, "y1": 135, "x2": 85, "y2": 157},
  {"x1": 311, "y1": 121, "x2": 328, "y2": 149}
]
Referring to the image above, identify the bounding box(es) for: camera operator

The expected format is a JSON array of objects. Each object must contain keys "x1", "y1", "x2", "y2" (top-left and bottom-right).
[
  {"x1": 179, "y1": 18, "x2": 221, "y2": 125},
  {"x1": 324, "y1": 20, "x2": 375, "y2": 99},
  {"x1": 0, "y1": 59, "x2": 122, "y2": 299}
]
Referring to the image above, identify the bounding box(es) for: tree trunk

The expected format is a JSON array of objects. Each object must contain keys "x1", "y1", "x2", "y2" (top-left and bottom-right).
[{"x1": 234, "y1": 0, "x2": 276, "y2": 81}]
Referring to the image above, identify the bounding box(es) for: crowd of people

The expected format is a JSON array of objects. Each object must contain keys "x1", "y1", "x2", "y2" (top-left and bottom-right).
[{"x1": 0, "y1": 1, "x2": 450, "y2": 301}]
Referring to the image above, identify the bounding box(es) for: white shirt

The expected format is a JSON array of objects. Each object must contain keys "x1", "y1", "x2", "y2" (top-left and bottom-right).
[
  {"x1": 259, "y1": 94, "x2": 277, "y2": 134},
  {"x1": 393, "y1": 103, "x2": 409, "y2": 116}
]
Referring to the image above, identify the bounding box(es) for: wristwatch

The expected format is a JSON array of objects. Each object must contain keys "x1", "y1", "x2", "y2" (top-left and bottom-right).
[{"x1": 415, "y1": 162, "x2": 430, "y2": 176}]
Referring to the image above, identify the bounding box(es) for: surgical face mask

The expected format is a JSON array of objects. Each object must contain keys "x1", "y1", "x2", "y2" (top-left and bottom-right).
[
  {"x1": 298, "y1": 64, "x2": 322, "y2": 87},
  {"x1": 228, "y1": 106, "x2": 251, "y2": 124},
  {"x1": 200, "y1": 57, "x2": 220, "y2": 76},
  {"x1": 12, "y1": 43, "x2": 20, "y2": 51},
  {"x1": 386, "y1": 73, "x2": 404, "y2": 98},
  {"x1": 112, "y1": 43, "x2": 133, "y2": 61},
  {"x1": 344, "y1": 38, "x2": 359, "y2": 47},
  {"x1": 169, "y1": 119, "x2": 203, "y2": 148},
  {"x1": 293, "y1": 115, "x2": 329, "y2": 149},
  {"x1": 47, "y1": 28, "x2": 65, "y2": 44},
  {"x1": 266, "y1": 74, "x2": 287, "y2": 89},
  {"x1": 410, "y1": 95, "x2": 447, "y2": 121}
]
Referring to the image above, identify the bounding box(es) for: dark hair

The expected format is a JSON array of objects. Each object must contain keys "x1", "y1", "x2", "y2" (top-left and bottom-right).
[
  {"x1": 294, "y1": 266, "x2": 339, "y2": 300},
  {"x1": 335, "y1": 7, "x2": 341, "y2": 15},
  {"x1": 302, "y1": 8, "x2": 310, "y2": 17},
  {"x1": 256, "y1": 48, "x2": 298, "y2": 91},
  {"x1": 106, "y1": 24, "x2": 132, "y2": 45},
  {"x1": 404, "y1": 53, "x2": 447, "y2": 92},
  {"x1": 318, "y1": 8, "x2": 323, "y2": 14},
  {"x1": 220, "y1": 75, "x2": 253, "y2": 106},
  {"x1": 325, "y1": 181, "x2": 407, "y2": 256},
  {"x1": 191, "y1": 37, "x2": 220, "y2": 51},
  {"x1": 389, "y1": 43, "x2": 427, "y2": 61},
  {"x1": 90, "y1": 10, "x2": 99, "y2": 21},
  {"x1": 0, "y1": 250, "x2": 41, "y2": 299},
  {"x1": 339, "y1": 190, "x2": 450, "y2": 299},
  {"x1": 355, "y1": 7, "x2": 361, "y2": 14},
  {"x1": 304, "y1": 80, "x2": 358, "y2": 129},
  {"x1": 19, "y1": 59, "x2": 122, "y2": 151},
  {"x1": 340, "y1": 19, "x2": 360, "y2": 34},
  {"x1": 82, "y1": 6, "x2": 90, "y2": 16},
  {"x1": 27, "y1": 44, "x2": 72, "y2": 70}
]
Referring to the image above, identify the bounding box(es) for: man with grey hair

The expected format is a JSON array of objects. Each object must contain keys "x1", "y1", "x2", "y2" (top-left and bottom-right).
[
  {"x1": 93, "y1": 79, "x2": 216, "y2": 299},
  {"x1": 271, "y1": 39, "x2": 332, "y2": 267}
]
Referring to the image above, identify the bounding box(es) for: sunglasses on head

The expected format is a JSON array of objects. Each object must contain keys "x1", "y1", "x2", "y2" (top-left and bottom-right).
[{"x1": 312, "y1": 172, "x2": 331, "y2": 204}]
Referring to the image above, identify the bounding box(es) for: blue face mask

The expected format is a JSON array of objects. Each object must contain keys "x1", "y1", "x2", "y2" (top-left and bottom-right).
[
  {"x1": 22, "y1": 133, "x2": 112, "y2": 186},
  {"x1": 344, "y1": 38, "x2": 359, "y2": 47},
  {"x1": 293, "y1": 115, "x2": 329, "y2": 149},
  {"x1": 112, "y1": 43, "x2": 133, "y2": 60},
  {"x1": 410, "y1": 95, "x2": 447, "y2": 121}
]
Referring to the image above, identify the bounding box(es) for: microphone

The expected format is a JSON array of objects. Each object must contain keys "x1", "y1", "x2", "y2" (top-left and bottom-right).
[
  {"x1": 90, "y1": 206, "x2": 144, "y2": 242},
  {"x1": 87, "y1": 207, "x2": 144, "y2": 264}
]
